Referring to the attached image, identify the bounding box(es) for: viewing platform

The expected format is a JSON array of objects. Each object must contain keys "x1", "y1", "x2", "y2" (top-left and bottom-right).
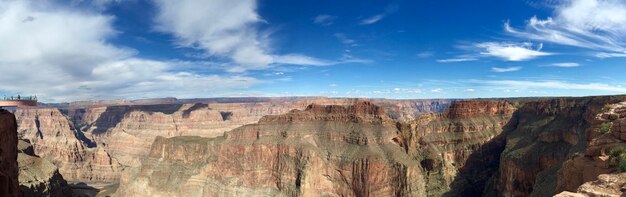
[{"x1": 0, "y1": 96, "x2": 37, "y2": 108}]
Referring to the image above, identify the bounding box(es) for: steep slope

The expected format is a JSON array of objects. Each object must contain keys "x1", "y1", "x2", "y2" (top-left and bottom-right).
[
  {"x1": 17, "y1": 139, "x2": 72, "y2": 197},
  {"x1": 0, "y1": 109, "x2": 20, "y2": 197},
  {"x1": 116, "y1": 100, "x2": 514, "y2": 196},
  {"x1": 407, "y1": 100, "x2": 515, "y2": 196},
  {"x1": 484, "y1": 96, "x2": 626, "y2": 196},
  {"x1": 14, "y1": 108, "x2": 120, "y2": 181}
]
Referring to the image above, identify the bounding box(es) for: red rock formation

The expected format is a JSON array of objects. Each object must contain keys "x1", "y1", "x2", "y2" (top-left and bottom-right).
[
  {"x1": 14, "y1": 108, "x2": 120, "y2": 182},
  {"x1": 117, "y1": 102, "x2": 425, "y2": 196},
  {"x1": 485, "y1": 97, "x2": 626, "y2": 196},
  {"x1": 0, "y1": 109, "x2": 20, "y2": 197},
  {"x1": 116, "y1": 100, "x2": 514, "y2": 196},
  {"x1": 444, "y1": 100, "x2": 515, "y2": 119}
]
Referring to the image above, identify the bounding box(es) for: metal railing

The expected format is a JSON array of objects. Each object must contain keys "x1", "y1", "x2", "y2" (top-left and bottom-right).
[{"x1": 2, "y1": 95, "x2": 37, "y2": 101}]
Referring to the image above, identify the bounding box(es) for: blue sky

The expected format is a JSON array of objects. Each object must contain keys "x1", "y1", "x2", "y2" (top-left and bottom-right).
[{"x1": 1, "y1": 0, "x2": 626, "y2": 102}]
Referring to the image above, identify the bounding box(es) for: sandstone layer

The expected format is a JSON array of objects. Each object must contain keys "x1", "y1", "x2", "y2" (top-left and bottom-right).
[
  {"x1": 14, "y1": 108, "x2": 121, "y2": 182},
  {"x1": 13, "y1": 97, "x2": 450, "y2": 184},
  {"x1": 0, "y1": 109, "x2": 20, "y2": 196},
  {"x1": 116, "y1": 100, "x2": 516, "y2": 196}
]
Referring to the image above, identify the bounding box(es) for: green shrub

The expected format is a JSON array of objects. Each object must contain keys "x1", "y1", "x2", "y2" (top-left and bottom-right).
[
  {"x1": 620, "y1": 156, "x2": 626, "y2": 172},
  {"x1": 609, "y1": 147, "x2": 626, "y2": 172},
  {"x1": 600, "y1": 122, "x2": 613, "y2": 134},
  {"x1": 603, "y1": 104, "x2": 613, "y2": 111},
  {"x1": 610, "y1": 147, "x2": 625, "y2": 158}
]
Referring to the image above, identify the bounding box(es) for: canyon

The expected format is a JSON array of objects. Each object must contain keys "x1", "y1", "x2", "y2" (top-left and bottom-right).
[{"x1": 1, "y1": 96, "x2": 626, "y2": 196}]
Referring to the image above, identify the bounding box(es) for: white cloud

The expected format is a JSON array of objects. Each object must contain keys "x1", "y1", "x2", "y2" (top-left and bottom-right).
[
  {"x1": 0, "y1": 1, "x2": 260, "y2": 102},
  {"x1": 313, "y1": 14, "x2": 337, "y2": 26},
  {"x1": 153, "y1": 0, "x2": 273, "y2": 70},
  {"x1": 430, "y1": 88, "x2": 443, "y2": 93},
  {"x1": 334, "y1": 33, "x2": 356, "y2": 45},
  {"x1": 596, "y1": 52, "x2": 626, "y2": 58},
  {"x1": 464, "y1": 89, "x2": 476, "y2": 92},
  {"x1": 436, "y1": 57, "x2": 478, "y2": 63},
  {"x1": 360, "y1": 14, "x2": 384, "y2": 25},
  {"x1": 491, "y1": 66, "x2": 522, "y2": 72},
  {"x1": 416, "y1": 51, "x2": 434, "y2": 58},
  {"x1": 478, "y1": 80, "x2": 626, "y2": 92},
  {"x1": 476, "y1": 42, "x2": 552, "y2": 61},
  {"x1": 506, "y1": 0, "x2": 626, "y2": 55},
  {"x1": 359, "y1": 4, "x2": 398, "y2": 25},
  {"x1": 548, "y1": 62, "x2": 580, "y2": 67},
  {"x1": 393, "y1": 88, "x2": 422, "y2": 94}
]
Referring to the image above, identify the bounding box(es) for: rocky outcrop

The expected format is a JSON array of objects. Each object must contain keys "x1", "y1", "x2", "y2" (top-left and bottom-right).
[
  {"x1": 552, "y1": 101, "x2": 626, "y2": 196},
  {"x1": 555, "y1": 173, "x2": 626, "y2": 197},
  {"x1": 484, "y1": 96, "x2": 626, "y2": 197},
  {"x1": 14, "y1": 108, "x2": 120, "y2": 182},
  {"x1": 0, "y1": 109, "x2": 20, "y2": 197},
  {"x1": 116, "y1": 100, "x2": 513, "y2": 196},
  {"x1": 17, "y1": 140, "x2": 72, "y2": 197}
]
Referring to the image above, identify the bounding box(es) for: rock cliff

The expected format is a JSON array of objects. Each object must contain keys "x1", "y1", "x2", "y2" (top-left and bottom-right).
[
  {"x1": 17, "y1": 139, "x2": 72, "y2": 197},
  {"x1": 14, "y1": 108, "x2": 121, "y2": 182},
  {"x1": 484, "y1": 96, "x2": 626, "y2": 196},
  {"x1": 12, "y1": 97, "x2": 450, "y2": 185},
  {"x1": 0, "y1": 109, "x2": 20, "y2": 196},
  {"x1": 116, "y1": 100, "x2": 514, "y2": 196}
]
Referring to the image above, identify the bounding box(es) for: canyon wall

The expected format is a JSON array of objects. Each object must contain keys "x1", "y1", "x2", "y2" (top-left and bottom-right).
[
  {"x1": 0, "y1": 109, "x2": 20, "y2": 196},
  {"x1": 14, "y1": 108, "x2": 120, "y2": 182},
  {"x1": 12, "y1": 98, "x2": 450, "y2": 183},
  {"x1": 484, "y1": 96, "x2": 626, "y2": 196},
  {"x1": 116, "y1": 100, "x2": 516, "y2": 196}
]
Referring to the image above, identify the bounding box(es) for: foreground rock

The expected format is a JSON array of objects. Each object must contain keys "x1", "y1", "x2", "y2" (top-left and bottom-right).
[
  {"x1": 17, "y1": 140, "x2": 72, "y2": 196},
  {"x1": 555, "y1": 173, "x2": 626, "y2": 197},
  {"x1": 0, "y1": 109, "x2": 20, "y2": 196}
]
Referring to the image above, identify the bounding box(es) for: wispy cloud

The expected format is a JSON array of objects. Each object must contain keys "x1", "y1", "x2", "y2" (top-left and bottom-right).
[
  {"x1": 359, "y1": 4, "x2": 399, "y2": 25},
  {"x1": 436, "y1": 57, "x2": 478, "y2": 63},
  {"x1": 416, "y1": 51, "x2": 434, "y2": 58},
  {"x1": 491, "y1": 66, "x2": 522, "y2": 72},
  {"x1": 477, "y1": 80, "x2": 626, "y2": 92},
  {"x1": 476, "y1": 42, "x2": 551, "y2": 61},
  {"x1": 334, "y1": 33, "x2": 356, "y2": 45},
  {"x1": 430, "y1": 88, "x2": 443, "y2": 93},
  {"x1": 313, "y1": 14, "x2": 337, "y2": 26},
  {"x1": 596, "y1": 52, "x2": 626, "y2": 58},
  {"x1": 360, "y1": 14, "x2": 384, "y2": 25},
  {"x1": 505, "y1": 0, "x2": 626, "y2": 56},
  {"x1": 546, "y1": 62, "x2": 580, "y2": 67}
]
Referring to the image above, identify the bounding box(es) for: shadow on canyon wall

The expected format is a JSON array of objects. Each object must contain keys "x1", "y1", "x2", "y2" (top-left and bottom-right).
[
  {"x1": 90, "y1": 104, "x2": 184, "y2": 135},
  {"x1": 442, "y1": 108, "x2": 520, "y2": 197}
]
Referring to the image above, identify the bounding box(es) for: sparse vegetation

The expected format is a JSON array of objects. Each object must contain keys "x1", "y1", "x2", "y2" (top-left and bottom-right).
[
  {"x1": 600, "y1": 122, "x2": 613, "y2": 134},
  {"x1": 609, "y1": 147, "x2": 626, "y2": 172},
  {"x1": 603, "y1": 104, "x2": 613, "y2": 111}
]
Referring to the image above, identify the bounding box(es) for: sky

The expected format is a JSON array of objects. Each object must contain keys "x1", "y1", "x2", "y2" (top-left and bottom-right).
[{"x1": 2, "y1": 0, "x2": 626, "y2": 102}]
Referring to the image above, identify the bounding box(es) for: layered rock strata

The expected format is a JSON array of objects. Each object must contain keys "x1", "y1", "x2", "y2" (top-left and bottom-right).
[
  {"x1": 485, "y1": 96, "x2": 626, "y2": 196},
  {"x1": 14, "y1": 108, "x2": 120, "y2": 181},
  {"x1": 116, "y1": 100, "x2": 515, "y2": 196}
]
